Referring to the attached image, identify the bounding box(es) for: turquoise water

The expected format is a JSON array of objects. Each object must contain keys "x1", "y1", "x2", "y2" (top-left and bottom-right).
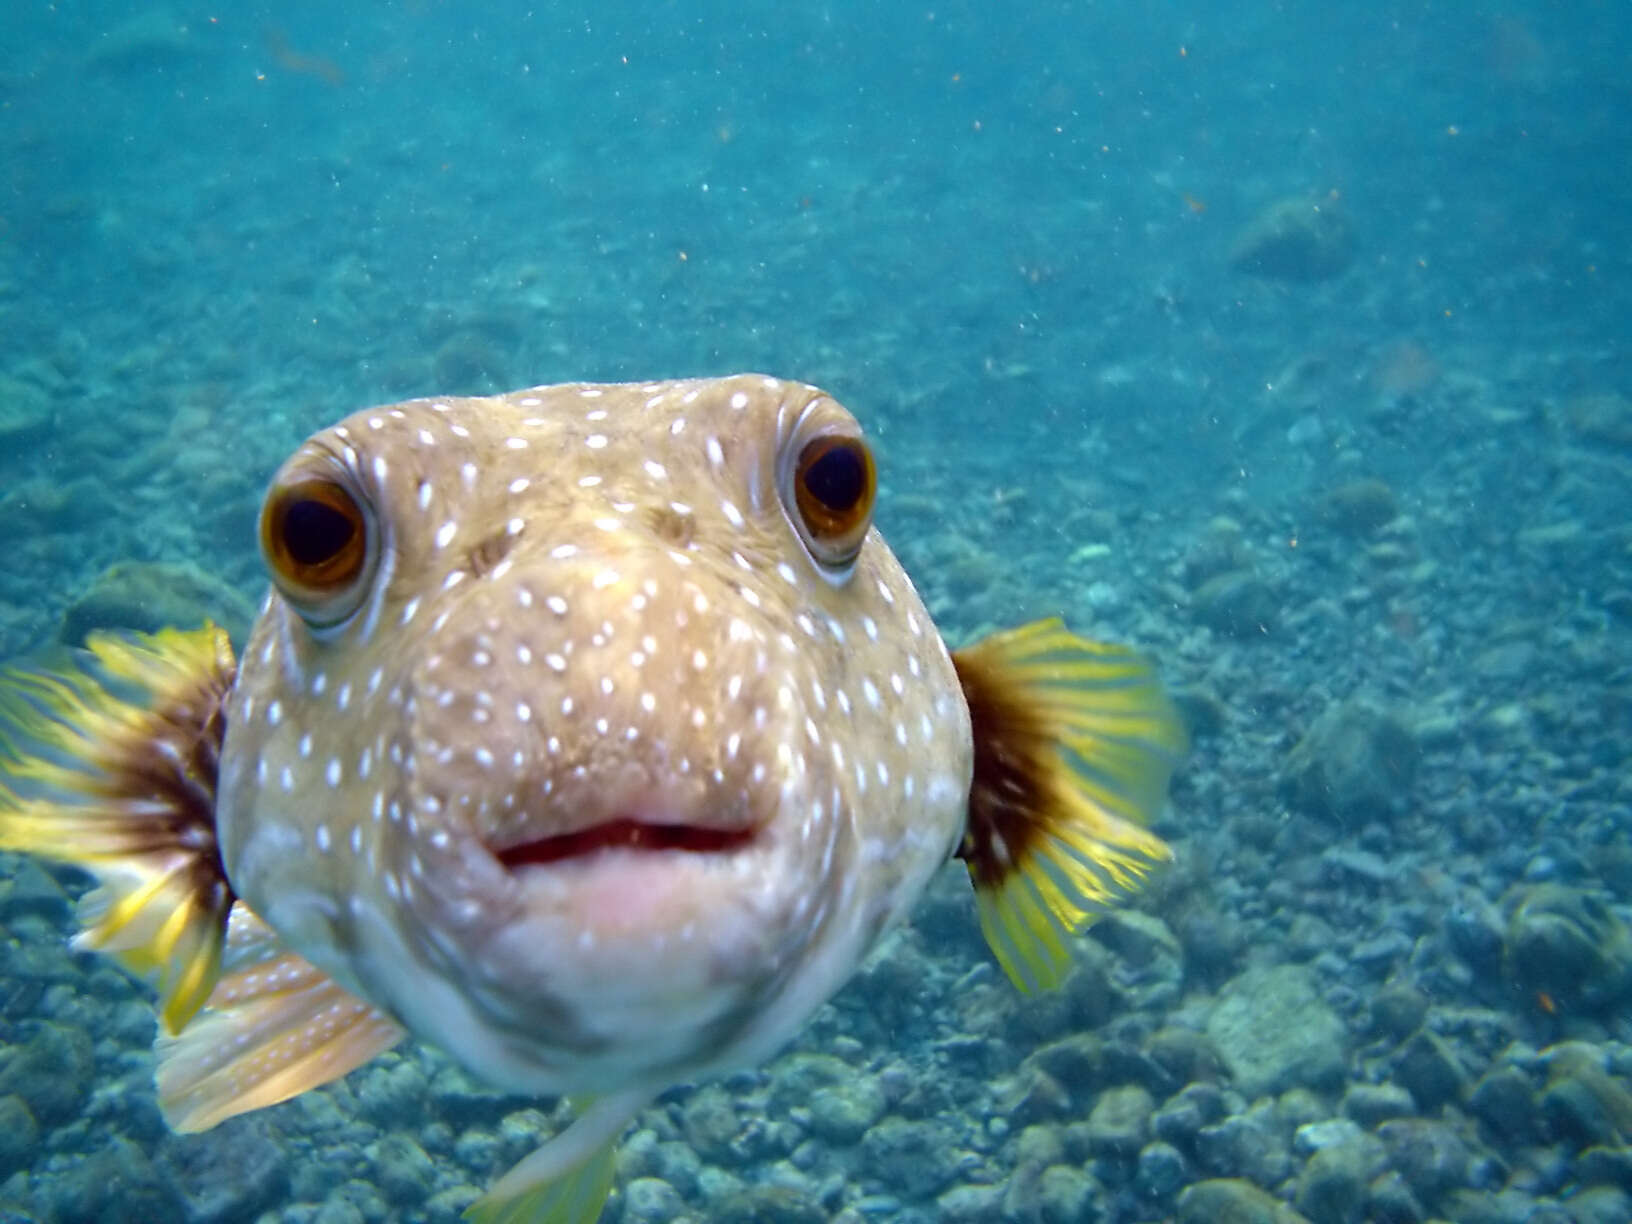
[{"x1": 2, "y1": 2, "x2": 1630, "y2": 1222}]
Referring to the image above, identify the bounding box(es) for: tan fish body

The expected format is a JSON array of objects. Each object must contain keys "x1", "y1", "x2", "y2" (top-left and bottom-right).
[{"x1": 0, "y1": 374, "x2": 1184, "y2": 1223}]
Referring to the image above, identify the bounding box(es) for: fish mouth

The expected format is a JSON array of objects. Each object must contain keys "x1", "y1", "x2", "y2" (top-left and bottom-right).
[{"x1": 493, "y1": 818, "x2": 759, "y2": 868}]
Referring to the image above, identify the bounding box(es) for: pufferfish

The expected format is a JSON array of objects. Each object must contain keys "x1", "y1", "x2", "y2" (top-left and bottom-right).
[{"x1": 0, "y1": 374, "x2": 1183, "y2": 1222}]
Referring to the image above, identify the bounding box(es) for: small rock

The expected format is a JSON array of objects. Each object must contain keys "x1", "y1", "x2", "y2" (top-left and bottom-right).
[
  {"x1": 1468, "y1": 1066, "x2": 1537, "y2": 1142},
  {"x1": 1503, "y1": 886, "x2": 1632, "y2": 1014},
  {"x1": 373, "y1": 1133, "x2": 435, "y2": 1205},
  {"x1": 1206, "y1": 965, "x2": 1348, "y2": 1098},
  {"x1": 52, "y1": 1136, "x2": 187, "y2": 1223},
  {"x1": 1366, "y1": 1170, "x2": 1425, "y2": 1224},
  {"x1": 1195, "y1": 1105, "x2": 1294, "y2": 1186},
  {"x1": 1540, "y1": 1049, "x2": 1632, "y2": 1149},
  {"x1": 1390, "y1": 1029, "x2": 1471, "y2": 1111},
  {"x1": 713, "y1": 1183, "x2": 827, "y2": 1224},
  {"x1": 623, "y1": 1176, "x2": 686, "y2": 1224},
  {"x1": 1192, "y1": 569, "x2": 1278, "y2": 637},
  {"x1": 1574, "y1": 1145, "x2": 1632, "y2": 1191},
  {"x1": 1317, "y1": 479, "x2": 1399, "y2": 537},
  {"x1": 1134, "y1": 1140, "x2": 1188, "y2": 1200},
  {"x1": 1176, "y1": 1177, "x2": 1312, "y2": 1223},
  {"x1": 936, "y1": 1182, "x2": 1004, "y2": 1224},
  {"x1": 0, "y1": 1094, "x2": 38, "y2": 1179},
  {"x1": 1230, "y1": 195, "x2": 1355, "y2": 281},
  {"x1": 1566, "y1": 392, "x2": 1632, "y2": 448},
  {"x1": 859, "y1": 1116, "x2": 964, "y2": 1199},
  {"x1": 807, "y1": 1076, "x2": 887, "y2": 1145},
  {"x1": 1295, "y1": 1137, "x2": 1384, "y2": 1224},
  {"x1": 1084, "y1": 1084, "x2": 1154, "y2": 1157},
  {"x1": 1376, "y1": 1117, "x2": 1474, "y2": 1207},
  {"x1": 1281, "y1": 700, "x2": 1418, "y2": 825},
  {"x1": 0, "y1": 374, "x2": 51, "y2": 443},
  {"x1": 1564, "y1": 1186, "x2": 1632, "y2": 1224},
  {"x1": 60, "y1": 559, "x2": 257, "y2": 648},
  {"x1": 0, "y1": 1019, "x2": 94, "y2": 1126},
  {"x1": 1153, "y1": 1081, "x2": 1228, "y2": 1147},
  {"x1": 1293, "y1": 1119, "x2": 1365, "y2": 1155},
  {"x1": 1039, "y1": 1163, "x2": 1101, "y2": 1224},
  {"x1": 1367, "y1": 982, "x2": 1429, "y2": 1042},
  {"x1": 681, "y1": 1085, "x2": 741, "y2": 1162},
  {"x1": 1342, "y1": 1082, "x2": 1416, "y2": 1127}
]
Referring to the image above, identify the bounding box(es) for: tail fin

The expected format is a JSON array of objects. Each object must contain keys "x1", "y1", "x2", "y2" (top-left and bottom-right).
[
  {"x1": 952, "y1": 618, "x2": 1186, "y2": 992},
  {"x1": 0, "y1": 625, "x2": 238, "y2": 1033}
]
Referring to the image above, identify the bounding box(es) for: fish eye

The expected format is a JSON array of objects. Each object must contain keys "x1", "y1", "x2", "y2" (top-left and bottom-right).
[
  {"x1": 791, "y1": 434, "x2": 875, "y2": 570},
  {"x1": 260, "y1": 477, "x2": 374, "y2": 624}
]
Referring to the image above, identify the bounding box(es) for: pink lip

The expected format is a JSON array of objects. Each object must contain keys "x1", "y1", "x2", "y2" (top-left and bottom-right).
[{"x1": 494, "y1": 818, "x2": 757, "y2": 868}]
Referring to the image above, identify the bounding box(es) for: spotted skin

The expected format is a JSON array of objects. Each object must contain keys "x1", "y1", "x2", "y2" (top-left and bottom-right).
[{"x1": 216, "y1": 374, "x2": 973, "y2": 1096}]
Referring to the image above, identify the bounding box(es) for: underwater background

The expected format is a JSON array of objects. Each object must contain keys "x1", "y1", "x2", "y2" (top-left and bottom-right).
[{"x1": 2, "y1": 2, "x2": 1630, "y2": 1222}]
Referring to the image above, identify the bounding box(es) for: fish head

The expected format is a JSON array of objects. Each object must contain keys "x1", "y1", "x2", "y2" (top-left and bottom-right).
[{"x1": 217, "y1": 375, "x2": 972, "y2": 1093}]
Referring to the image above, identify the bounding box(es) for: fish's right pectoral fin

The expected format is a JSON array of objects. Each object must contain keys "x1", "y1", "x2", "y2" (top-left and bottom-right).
[
  {"x1": 465, "y1": 1091, "x2": 647, "y2": 1224},
  {"x1": 0, "y1": 624, "x2": 239, "y2": 1034},
  {"x1": 156, "y1": 902, "x2": 406, "y2": 1132},
  {"x1": 953, "y1": 618, "x2": 1187, "y2": 993}
]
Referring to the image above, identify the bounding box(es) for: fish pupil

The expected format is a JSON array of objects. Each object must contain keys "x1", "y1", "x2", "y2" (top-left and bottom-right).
[
  {"x1": 804, "y1": 446, "x2": 865, "y2": 512},
  {"x1": 283, "y1": 499, "x2": 356, "y2": 566}
]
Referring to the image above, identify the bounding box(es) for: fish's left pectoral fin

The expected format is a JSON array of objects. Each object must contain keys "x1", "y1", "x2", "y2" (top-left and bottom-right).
[
  {"x1": 953, "y1": 618, "x2": 1187, "y2": 993},
  {"x1": 156, "y1": 902, "x2": 406, "y2": 1132},
  {"x1": 465, "y1": 1091, "x2": 647, "y2": 1224},
  {"x1": 0, "y1": 624, "x2": 239, "y2": 1034}
]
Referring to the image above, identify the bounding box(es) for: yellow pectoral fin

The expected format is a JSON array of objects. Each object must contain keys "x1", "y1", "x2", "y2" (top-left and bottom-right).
[
  {"x1": 156, "y1": 903, "x2": 405, "y2": 1132},
  {"x1": 466, "y1": 1091, "x2": 647, "y2": 1224},
  {"x1": 953, "y1": 618, "x2": 1187, "y2": 993},
  {"x1": 0, "y1": 624, "x2": 239, "y2": 1033}
]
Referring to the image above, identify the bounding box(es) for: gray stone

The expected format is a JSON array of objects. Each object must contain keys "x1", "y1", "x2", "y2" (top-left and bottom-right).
[
  {"x1": 623, "y1": 1177, "x2": 686, "y2": 1224},
  {"x1": 158, "y1": 1117, "x2": 290, "y2": 1224},
  {"x1": 1206, "y1": 965, "x2": 1347, "y2": 1098},
  {"x1": 1154, "y1": 1081, "x2": 1227, "y2": 1146},
  {"x1": 859, "y1": 1116, "x2": 964, "y2": 1199},
  {"x1": 1292, "y1": 1119, "x2": 1364, "y2": 1155},
  {"x1": 713, "y1": 1183, "x2": 827, "y2": 1224},
  {"x1": 1229, "y1": 196, "x2": 1355, "y2": 281},
  {"x1": 0, "y1": 1020, "x2": 93, "y2": 1126},
  {"x1": 1295, "y1": 1137, "x2": 1386, "y2": 1224},
  {"x1": 1376, "y1": 1118, "x2": 1473, "y2": 1206},
  {"x1": 1342, "y1": 1082, "x2": 1416, "y2": 1127},
  {"x1": 1317, "y1": 479, "x2": 1399, "y2": 536},
  {"x1": 1574, "y1": 1144, "x2": 1632, "y2": 1190},
  {"x1": 60, "y1": 559, "x2": 257, "y2": 648},
  {"x1": 1503, "y1": 885, "x2": 1632, "y2": 1014},
  {"x1": 1176, "y1": 1177, "x2": 1312, "y2": 1224},
  {"x1": 1134, "y1": 1141, "x2": 1188, "y2": 1200},
  {"x1": 356, "y1": 1057, "x2": 429, "y2": 1128},
  {"x1": 1038, "y1": 1164, "x2": 1100, "y2": 1224},
  {"x1": 1390, "y1": 1028, "x2": 1471, "y2": 1110},
  {"x1": 1023, "y1": 1033, "x2": 1105, "y2": 1096},
  {"x1": 1365, "y1": 1170, "x2": 1424, "y2": 1224},
  {"x1": 1281, "y1": 701, "x2": 1418, "y2": 825},
  {"x1": 1565, "y1": 1186, "x2": 1632, "y2": 1224},
  {"x1": 0, "y1": 1094, "x2": 37, "y2": 1179},
  {"x1": 1192, "y1": 569, "x2": 1278, "y2": 637},
  {"x1": 1440, "y1": 1188, "x2": 1555, "y2": 1224},
  {"x1": 1084, "y1": 1084, "x2": 1154, "y2": 1157},
  {"x1": 681, "y1": 1084, "x2": 741, "y2": 1162},
  {"x1": 373, "y1": 1133, "x2": 436, "y2": 1205},
  {"x1": 52, "y1": 1136, "x2": 187, "y2": 1224},
  {"x1": 1468, "y1": 1065, "x2": 1537, "y2": 1141},
  {"x1": 807, "y1": 1075, "x2": 886, "y2": 1145},
  {"x1": 1196, "y1": 1105, "x2": 1294, "y2": 1187},
  {"x1": 936, "y1": 1183, "x2": 1004, "y2": 1224},
  {"x1": 1367, "y1": 982, "x2": 1429, "y2": 1042}
]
